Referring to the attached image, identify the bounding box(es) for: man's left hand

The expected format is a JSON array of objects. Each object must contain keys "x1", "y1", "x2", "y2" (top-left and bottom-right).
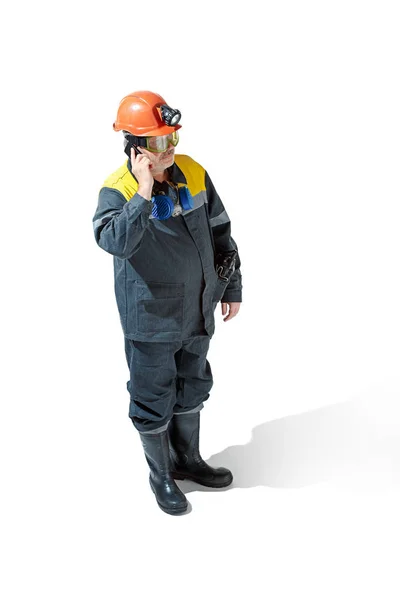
[{"x1": 221, "y1": 302, "x2": 241, "y2": 322}]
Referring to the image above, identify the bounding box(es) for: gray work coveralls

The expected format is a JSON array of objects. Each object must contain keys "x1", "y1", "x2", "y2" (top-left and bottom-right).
[{"x1": 93, "y1": 154, "x2": 242, "y2": 432}]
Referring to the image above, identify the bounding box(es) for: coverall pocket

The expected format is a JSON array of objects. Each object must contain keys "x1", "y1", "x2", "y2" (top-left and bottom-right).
[{"x1": 135, "y1": 281, "x2": 184, "y2": 334}]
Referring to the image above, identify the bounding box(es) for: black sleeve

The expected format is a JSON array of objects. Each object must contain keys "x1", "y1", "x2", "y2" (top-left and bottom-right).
[{"x1": 205, "y1": 171, "x2": 242, "y2": 303}]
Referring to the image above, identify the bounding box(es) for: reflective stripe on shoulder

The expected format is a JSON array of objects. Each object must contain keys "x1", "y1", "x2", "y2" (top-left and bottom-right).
[
  {"x1": 93, "y1": 211, "x2": 121, "y2": 231},
  {"x1": 209, "y1": 209, "x2": 230, "y2": 227}
]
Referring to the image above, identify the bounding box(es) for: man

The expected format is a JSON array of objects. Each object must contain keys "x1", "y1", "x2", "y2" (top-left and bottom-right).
[{"x1": 93, "y1": 91, "x2": 242, "y2": 515}]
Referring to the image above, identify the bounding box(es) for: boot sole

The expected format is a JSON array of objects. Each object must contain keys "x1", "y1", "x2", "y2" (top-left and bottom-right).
[
  {"x1": 149, "y1": 478, "x2": 188, "y2": 515},
  {"x1": 171, "y1": 471, "x2": 233, "y2": 488}
]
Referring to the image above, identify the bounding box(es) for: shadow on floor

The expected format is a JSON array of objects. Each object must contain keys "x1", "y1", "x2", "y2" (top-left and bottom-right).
[{"x1": 177, "y1": 393, "x2": 400, "y2": 493}]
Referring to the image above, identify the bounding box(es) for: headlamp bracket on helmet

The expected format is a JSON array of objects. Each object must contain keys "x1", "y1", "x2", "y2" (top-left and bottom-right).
[{"x1": 159, "y1": 104, "x2": 181, "y2": 126}]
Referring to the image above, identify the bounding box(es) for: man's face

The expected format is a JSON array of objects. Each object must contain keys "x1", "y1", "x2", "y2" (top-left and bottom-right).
[{"x1": 138, "y1": 140, "x2": 175, "y2": 173}]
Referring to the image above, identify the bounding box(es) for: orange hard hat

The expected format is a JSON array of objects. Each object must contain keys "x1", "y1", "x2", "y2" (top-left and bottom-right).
[{"x1": 113, "y1": 90, "x2": 182, "y2": 136}]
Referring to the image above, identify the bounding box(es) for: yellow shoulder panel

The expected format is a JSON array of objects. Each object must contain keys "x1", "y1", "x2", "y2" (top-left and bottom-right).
[
  {"x1": 101, "y1": 155, "x2": 205, "y2": 201},
  {"x1": 174, "y1": 155, "x2": 206, "y2": 196},
  {"x1": 102, "y1": 160, "x2": 138, "y2": 202}
]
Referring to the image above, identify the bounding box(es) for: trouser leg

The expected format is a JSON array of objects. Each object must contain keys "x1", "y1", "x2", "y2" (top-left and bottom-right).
[
  {"x1": 124, "y1": 337, "x2": 180, "y2": 433},
  {"x1": 173, "y1": 334, "x2": 213, "y2": 415},
  {"x1": 167, "y1": 335, "x2": 233, "y2": 487}
]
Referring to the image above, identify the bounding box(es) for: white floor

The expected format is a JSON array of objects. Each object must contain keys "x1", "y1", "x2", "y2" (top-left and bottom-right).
[{"x1": 3, "y1": 380, "x2": 399, "y2": 600}]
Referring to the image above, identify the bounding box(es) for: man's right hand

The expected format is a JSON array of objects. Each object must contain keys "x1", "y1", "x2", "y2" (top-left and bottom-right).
[{"x1": 131, "y1": 148, "x2": 154, "y2": 201}]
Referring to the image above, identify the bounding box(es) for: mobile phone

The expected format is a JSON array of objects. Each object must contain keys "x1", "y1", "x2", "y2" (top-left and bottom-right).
[
  {"x1": 124, "y1": 137, "x2": 153, "y2": 171},
  {"x1": 124, "y1": 137, "x2": 143, "y2": 159}
]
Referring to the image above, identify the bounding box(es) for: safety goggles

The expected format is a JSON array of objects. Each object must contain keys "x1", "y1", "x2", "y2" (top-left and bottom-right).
[{"x1": 133, "y1": 131, "x2": 180, "y2": 153}]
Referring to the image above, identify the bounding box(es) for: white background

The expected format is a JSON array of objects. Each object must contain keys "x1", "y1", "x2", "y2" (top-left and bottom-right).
[{"x1": 1, "y1": 0, "x2": 400, "y2": 598}]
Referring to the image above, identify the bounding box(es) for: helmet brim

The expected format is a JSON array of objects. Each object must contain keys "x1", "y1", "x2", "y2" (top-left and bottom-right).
[{"x1": 114, "y1": 122, "x2": 182, "y2": 135}]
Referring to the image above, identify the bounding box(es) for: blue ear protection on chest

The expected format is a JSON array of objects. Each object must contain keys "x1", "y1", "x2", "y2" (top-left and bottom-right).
[
  {"x1": 178, "y1": 186, "x2": 193, "y2": 210},
  {"x1": 151, "y1": 186, "x2": 193, "y2": 220},
  {"x1": 151, "y1": 195, "x2": 174, "y2": 220}
]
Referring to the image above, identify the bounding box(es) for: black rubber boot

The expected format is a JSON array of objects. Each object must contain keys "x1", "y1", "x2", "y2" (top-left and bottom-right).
[
  {"x1": 168, "y1": 412, "x2": 233, "y2": 488},
  {"x1": 139, "y1": 429, "x2": 188, "y2": 515}
]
